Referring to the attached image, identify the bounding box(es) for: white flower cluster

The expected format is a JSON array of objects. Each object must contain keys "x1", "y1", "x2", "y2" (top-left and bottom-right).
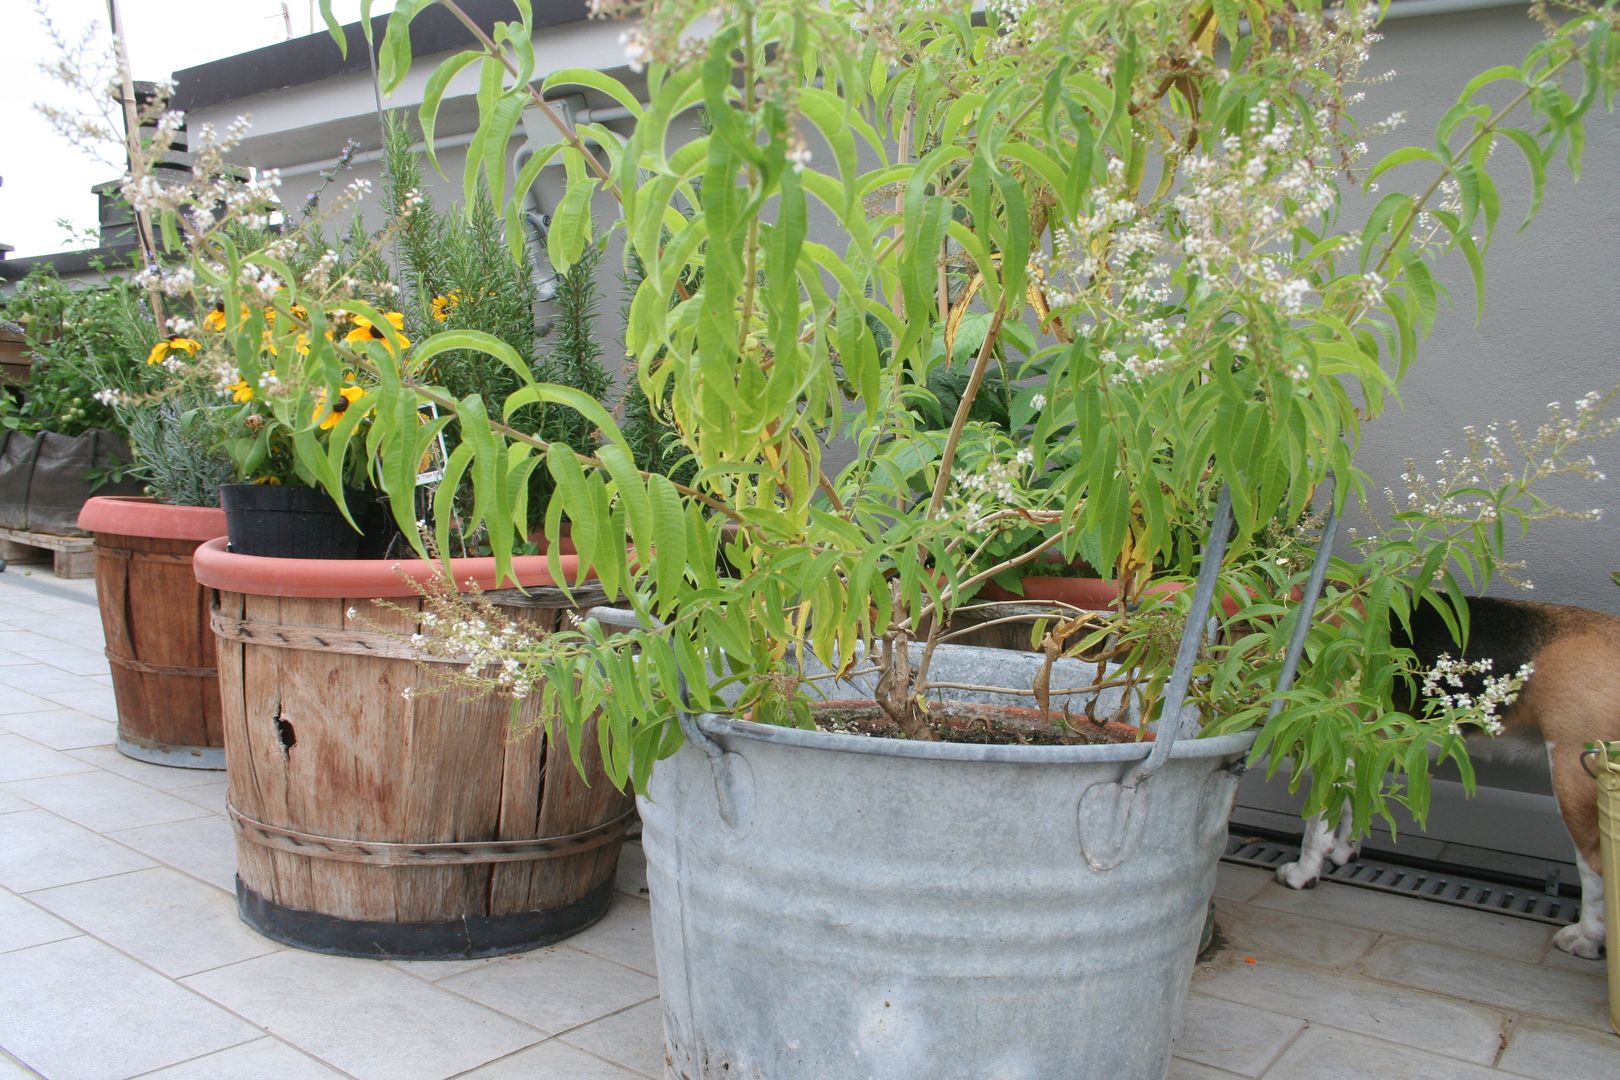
[{"x1": 1419, "y1": 653, "x2": 1532, "y2": 737}]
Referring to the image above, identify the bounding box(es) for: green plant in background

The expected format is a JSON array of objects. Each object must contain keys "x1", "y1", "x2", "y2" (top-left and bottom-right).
[
  {"x1": 617, "y1": 249, "x2": 694, "y2": 486},
  {"x1": 121, "y1": 388, "x2": 235, "y2": 506},
  {"x1": 204, "y1": 0, "x2": 1619, "y2": 832},
  {"x1": 379, "y1": 112, "x2": 621, "y2": 530},
  {"x1": 0, "y1": 267, "x2": 148, "y2": 437}
]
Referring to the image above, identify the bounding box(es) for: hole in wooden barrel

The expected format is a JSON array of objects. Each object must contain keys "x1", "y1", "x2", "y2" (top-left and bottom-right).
[{"x1": 274, "y1": 714, "x2": 297, "y2": 753}]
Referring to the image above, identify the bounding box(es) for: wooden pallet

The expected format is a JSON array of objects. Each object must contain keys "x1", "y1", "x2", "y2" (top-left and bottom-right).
[{"x1": 0, "y1": 527, "x2": 95, "y2": 579}]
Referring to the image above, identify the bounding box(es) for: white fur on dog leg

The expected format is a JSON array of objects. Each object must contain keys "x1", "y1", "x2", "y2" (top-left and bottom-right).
[
  {"x1": 1277, "y1": 812, "x2": 1334, "y2": 889},
  {"x1": 1552, "y1": 851, "x2": 1607, "y2": 960},
  {"x1": 1327, "y1": 802, "x2": 1359, "y2": 867}
]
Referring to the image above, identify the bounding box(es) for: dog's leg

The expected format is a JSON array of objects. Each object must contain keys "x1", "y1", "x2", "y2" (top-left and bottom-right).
[
  {"x1": 1553, "y1": 850, "x2": 1607, "y2": 960},
  {"x1": 1545, "y1": 738, "x2": 1606, "y2": 959},
  {"x1": 1276, "y1": 810, "x2": 1337, "y2": 889},
  {"x1": 1326, "y1": 800, "x2": 1359, "y2": 867}
]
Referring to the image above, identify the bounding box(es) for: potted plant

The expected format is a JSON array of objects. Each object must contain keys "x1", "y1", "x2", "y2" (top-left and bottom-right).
[
  {"x1": 167, "y1": 0, "x2": 1620, "y2": 1068},
  {"x1": 94, "y1": 110, "x2": 644, "y2": 957}
]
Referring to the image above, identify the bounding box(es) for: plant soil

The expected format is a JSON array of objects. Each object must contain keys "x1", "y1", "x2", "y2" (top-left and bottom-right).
[{"x1": 811, "y1": 701, "x2": 1144, "y2": 746}]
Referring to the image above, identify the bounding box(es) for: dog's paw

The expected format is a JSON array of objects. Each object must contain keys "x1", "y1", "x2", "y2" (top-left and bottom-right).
[
  {"x1": 1552, "y1": 923, "x2": 1606, "y2": 960},
  {"x1": 1328, "y1": 839, "x2": 1360, "y2": 868},
  {"x1": 1275, "y1": 860, "x2": 1319, "y2": 890}
]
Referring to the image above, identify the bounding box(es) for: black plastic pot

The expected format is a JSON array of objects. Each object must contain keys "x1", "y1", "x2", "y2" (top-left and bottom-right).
[{"x1": 219, "y1": 483, "x2": 375, "y2": 560}]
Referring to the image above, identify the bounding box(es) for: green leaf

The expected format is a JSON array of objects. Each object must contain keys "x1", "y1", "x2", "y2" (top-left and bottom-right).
[{"x1": 419, "y1": 51, "x2": 483, "y2": 176}]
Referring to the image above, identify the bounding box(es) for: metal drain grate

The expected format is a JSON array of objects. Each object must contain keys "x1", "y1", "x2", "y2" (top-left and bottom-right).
[{"x1": 1223, "y1": 835, "x2": 1582, "y2": 925}]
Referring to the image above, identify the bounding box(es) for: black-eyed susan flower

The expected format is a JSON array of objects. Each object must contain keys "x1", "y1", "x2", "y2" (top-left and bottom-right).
[
  {"x1": 431, "y1": 291, "x2": 460, "y2": 322},
  {"x1": 226, "y1": 375, "x2": 255, "y2": 403},
  {"x1": 147, "y1": 336, "x2": 201, "y2": 365},
  {"x1": 344, "y1": 311, "x2": 410, "y2": 352},
  {"x1": 314, "y1": 384, "x2": 366, "y2": 431},
  {"x1": 202, "y1": 302, "x2": 228, "y2": 333}
]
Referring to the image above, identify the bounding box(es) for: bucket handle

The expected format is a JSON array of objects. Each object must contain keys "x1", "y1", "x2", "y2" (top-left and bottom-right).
[{"x1": 1079, "y1": 481, "x2": 1339, "y2": 871}]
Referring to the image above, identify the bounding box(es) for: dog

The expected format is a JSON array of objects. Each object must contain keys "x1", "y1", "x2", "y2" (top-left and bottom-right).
[{"x1": 1273, "y1": 595, "x2": 1620, "y2": 959}]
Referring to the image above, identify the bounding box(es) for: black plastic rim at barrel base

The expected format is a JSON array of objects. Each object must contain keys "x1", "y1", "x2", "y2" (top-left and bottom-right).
[{"x1": 235, "y1": 876, "x2": 616, "y2": 960}]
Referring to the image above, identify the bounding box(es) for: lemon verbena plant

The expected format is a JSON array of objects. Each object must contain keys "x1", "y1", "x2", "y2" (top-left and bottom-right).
[{"x1": 279, "y1": 0, "x2": 1620, "y2": 824}]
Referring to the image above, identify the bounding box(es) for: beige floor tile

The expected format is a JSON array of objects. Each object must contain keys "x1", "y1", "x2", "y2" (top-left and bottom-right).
[
  {"x1": 1192, "y1": 954, "x2": 1506, "y2": 1064},
  {"x1": 0, "y1": 709, "x2": 115, "y2": 750},
  {"x1": 569, "y1": 896, "x2": 657, "y2": 976},
  {"x1": 170, "y1": 779, "x2": 229, "y2": 814},
  {"x1": 389, "y1": 953, "x2": 519, "y2": 982},
  {"x1": 1246, "y1": 879, "x2": 1554, "y2": 962},
  {"x1": 1, "y1": 770, "x2": 210, "y2": 833},
  {"x1": 182, "y1": 950, "x2": 543, "y2": 1080},
  {"x1": 463, "y1": 1039, "x2": 654, "y2": 1079},
  {"x1": 440, "y1": 944, "x2": 659, "y2": 1036},
  {"x1": 0, "y1": 664, "x2": 102, "y2": 697},
  {"x1": 1212, "y1": 902, "x2": 1380, "y2": 970},
  {"x1": 1171, "y1": 992, "x2": 1303, "y2": 1077},
  {"x1": 140, "y1": 1036, "x2": 348, "y2": 1079},
  {"x1": 29, "y1": 865, "x2": 281, "y2": 977},
  {"x1": 66, "y1": 745, "x2": 224, "y2": 791},
  {"x1": 617, "y1": 840, "x2": 649, "y2": 897},
  {"x1": 0, "y1": 936, "x2": 258, "y2": 1080},
  {"x1": 0, "y1": 1052, "x2": 42, "y2": 1078},
  {"x1": 1262, "y1": 1025, "x2": 1504, "y2": 1079},
  {"x1": 1538, "y1": 936, "x2": 1607, "y2": 973},
  {"x1": 0, "y1": 688, "x2": 57, "y2": 716},
  {"x1": 0, "y1": 734, "x2": 97, "y2": 782},
  {"x1": 1359, "y1": 937, "x2": 1612, "y2": 1033},
  {"x1": 108, "y1": 815, "x2": 239, "y2": 893},
  {"x1": 1497, "y1": 1017, "x2": 1620, "y2": 1079},
  {"x1": 1168, "y1": 1060, "x2": 1248, "y2": 1079},
  {"x1": 36, "y1": 685, "x2": 119, "y2": 722},
  {"x1": 559, "y1": 999, "x2": 666, "y2": 1077},
  {"x1": 1213, "y1": 862, "x2": 1272, "y2": 903},
  {"x1": 13, "y1": 646, "x2": 110, "y2": 677},
  {"x1": 0, "y1": 809, "x2": 155, "y2": 892},
  {"x1": 0, "y1": 888, "x2": 78, "y2": 953}
]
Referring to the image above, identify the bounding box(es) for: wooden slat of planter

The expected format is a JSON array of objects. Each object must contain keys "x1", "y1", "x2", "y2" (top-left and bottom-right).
[
  {"x1": 354, "y1": 594, "x2": 487, "y2": 926},
  {"x1": 220, "y1": 591, "x2": 288, "y2": 909},
  {"x1": 99, "y1": 534, "x2": 222, "y2": 751},
  {"x1": 286, "y1": 594, "x2": 399, "y2": 925}
]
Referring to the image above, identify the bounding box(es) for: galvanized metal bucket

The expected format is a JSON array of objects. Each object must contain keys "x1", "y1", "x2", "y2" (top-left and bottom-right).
[{"x1": 637, "y1": 642, "x2": 1257, "y2": 1080}]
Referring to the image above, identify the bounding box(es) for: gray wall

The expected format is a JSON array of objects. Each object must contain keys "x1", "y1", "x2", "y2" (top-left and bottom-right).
[{"x1": 1356, "y1": 6, "x2": 1620, "y2": 617}]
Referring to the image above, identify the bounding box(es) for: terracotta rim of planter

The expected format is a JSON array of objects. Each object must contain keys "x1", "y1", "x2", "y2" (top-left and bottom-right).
[
  {"x1": 192, "y1": 536, "x2": 581, "y2": 598},
  {"x1": 78, "y1": 496, "x2": 228, "y2": 543}
]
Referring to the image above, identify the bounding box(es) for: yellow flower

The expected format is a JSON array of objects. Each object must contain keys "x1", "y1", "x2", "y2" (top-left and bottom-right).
[
  {"x1": 226, "y1": 376, "x2": 254, "y2": 403},
  {"x1": 290, "y1": 303, "x2": 308, "y2": 321},
  {"x1": 202, "y1": 303, "x2": 227, "y2": 333},
  {"x1": 313, "y1": 384, "x2": 366, "y2": 431},
  {"x1": 147, "y1": 336, "x2": 201, "y2": 364},
  {"x1": 294, "y1": 333, "x2": 311, "y2": 356},
  {"x1": 344, "y1": 311, "x2": 410, "y2": 352},
  {"x1": 431, "y1": 291, "x2": 460, "y2": 322}
]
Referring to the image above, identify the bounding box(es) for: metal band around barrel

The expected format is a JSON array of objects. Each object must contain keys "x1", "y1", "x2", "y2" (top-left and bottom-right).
[
  {"x1": 210, "y1": 608, "x2": 464, "y2": 664},
  {"x1": 105, "y1": 651, "x2": 216, "y2": 678},
  {"x1": 227, "y1": 802, "x2": 636, "y2": 867},
  {"x1": 94, "y1": 546, "x2": 197, "y2": 565}
]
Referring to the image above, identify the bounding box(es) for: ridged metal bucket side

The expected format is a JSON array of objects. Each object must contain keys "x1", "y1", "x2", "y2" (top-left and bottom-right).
[{"x1": 639, "y1": 647, "x2": 1256, "y2": 1080}]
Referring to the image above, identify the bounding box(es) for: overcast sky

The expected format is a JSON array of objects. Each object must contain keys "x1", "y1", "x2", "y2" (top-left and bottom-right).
[{"x1": 0, "y1": 0, "x2": 395, "y2": 258}]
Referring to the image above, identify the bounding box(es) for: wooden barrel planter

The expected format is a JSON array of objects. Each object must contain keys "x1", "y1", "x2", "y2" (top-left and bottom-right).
[
  {"x1": 79, "y1": 497, "x2": 229, "y2": 768},
  {"x1": 192, "y1": 539, "x2": 634, "y2": 960}
]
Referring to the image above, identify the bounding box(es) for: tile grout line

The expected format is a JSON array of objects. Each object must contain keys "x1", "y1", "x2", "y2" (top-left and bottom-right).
[
  {"x1": 119, "y1": 1033, "x2": 360, "y2": 1080},
  {"x1": 3, "y1": 799, "x2": 237, "y2": 901}
]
